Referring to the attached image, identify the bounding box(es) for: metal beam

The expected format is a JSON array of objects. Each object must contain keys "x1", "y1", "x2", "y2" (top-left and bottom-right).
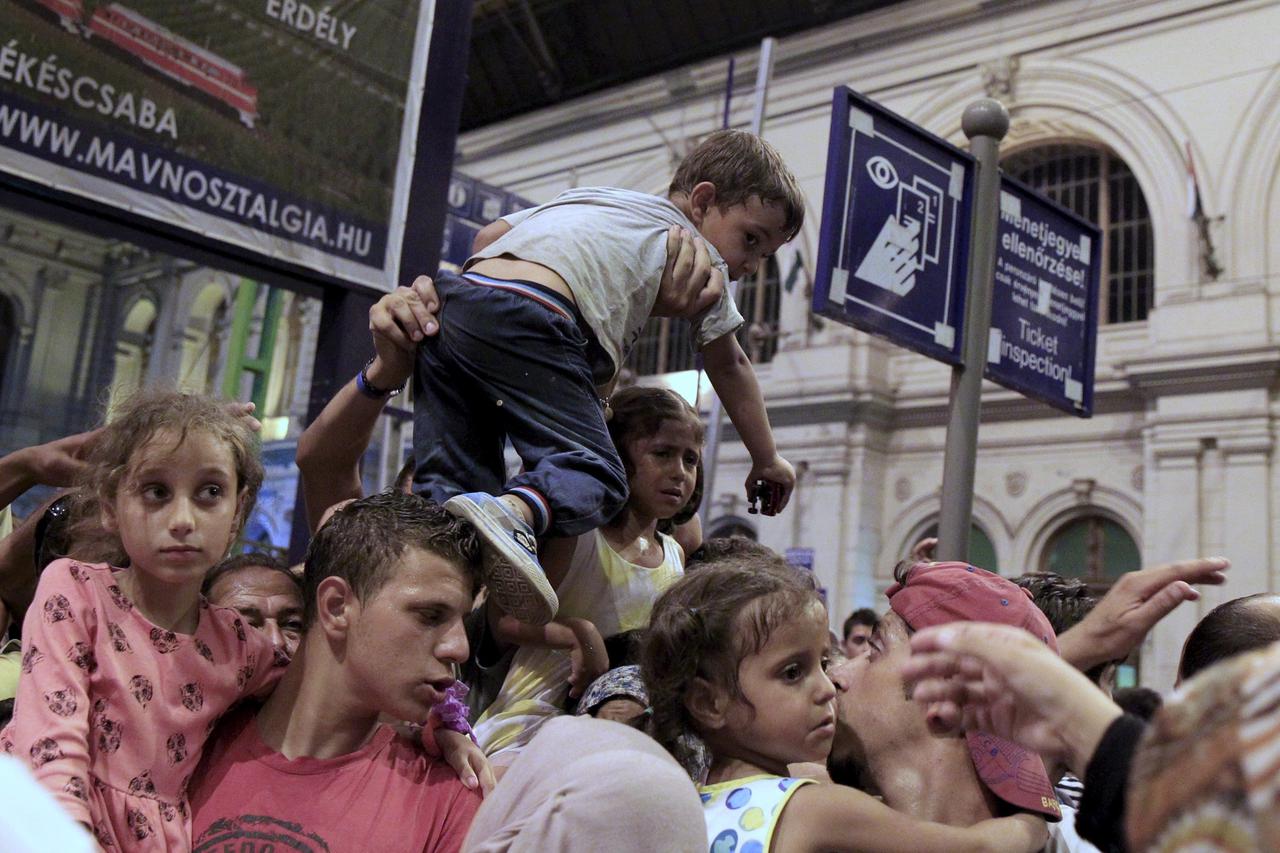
[{"x1": 496, "y1": 0, "x2": 563, "y2": 100}]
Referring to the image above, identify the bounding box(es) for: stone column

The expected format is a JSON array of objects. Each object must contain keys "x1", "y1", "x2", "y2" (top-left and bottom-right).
[
  {"x1": 146, "y1": 289, "x2": 187, "y2": 387},
  {"x1": 843, "y1": 424, "x2": 889, "y2": 611},
  {"x1": 1142, "y1": 435, "x2": 1202, "y2": 690},
  {"x1": 3, "y1": 324, "x2": 35, "y2": 423},
  {"x1": 26, "y1": 268, "x2": 71, "y2": 432},
  {"x1": 795, "y1": 460, "x2": 853, "y2": 621},
  {"x1": 1218, "y1": 428, "x2": 1273, "y2": 601},
  {"x1": 288, "y1": 298, "x2": 321, "y2": 426},
  {"x1": 774, "y1": 426, "x2": 889, "y2": 625}
]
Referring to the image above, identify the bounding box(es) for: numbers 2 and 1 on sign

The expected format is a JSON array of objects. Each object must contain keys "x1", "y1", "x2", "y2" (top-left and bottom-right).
[{"x1": 812, "y1": 86, "x2": 1101, "y2": 417}]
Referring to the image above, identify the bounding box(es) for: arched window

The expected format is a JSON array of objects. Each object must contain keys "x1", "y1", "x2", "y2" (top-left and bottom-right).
[
  {"x1": 1040, "y1": 515, "x2": 1141, "y2": 591},
  {"x1": 625, "y1": 316, "x2": 696, "y2": 377},
  {"x1": 1003, "y1": 144, "x2": 1154, "y2": 324},
  {"x1": 736, "y1": 256, "x2": 781, "y2": 363},
  {"x1": 918, "y1": 522, "x2": 999, "y2": 572},
  {"x1": 624, "y1": 257, "x2": 781, "y2": 376},
  {"x1": 110, "y1": 297, "x2": 158, "y2": 406}
]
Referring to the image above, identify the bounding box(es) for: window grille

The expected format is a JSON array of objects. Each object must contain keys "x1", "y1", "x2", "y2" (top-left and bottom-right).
[
  {"x1": 1003, "y1": 144, "x2": 1154, "y2": 323},
  {"x1": 624, "y1": 258, "x2": 781, "y2": 376}
]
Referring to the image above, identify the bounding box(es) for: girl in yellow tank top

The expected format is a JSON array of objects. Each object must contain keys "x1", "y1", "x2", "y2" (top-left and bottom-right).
[{"x1": 473, "y1": 388, "x2": 704, "y2": 765}]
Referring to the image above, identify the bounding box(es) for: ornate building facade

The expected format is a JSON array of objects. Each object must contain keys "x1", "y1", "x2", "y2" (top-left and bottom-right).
[{"x1": 451, "y1": 0, "x2": 1280, "y2": 688}]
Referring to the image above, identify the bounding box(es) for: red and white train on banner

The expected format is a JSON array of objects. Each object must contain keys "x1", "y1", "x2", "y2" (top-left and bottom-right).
[{"x1": 32, "y1": 0, "x2": 260, "y2": 129}]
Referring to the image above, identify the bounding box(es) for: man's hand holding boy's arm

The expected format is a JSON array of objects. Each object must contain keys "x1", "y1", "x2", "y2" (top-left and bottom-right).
[
  {"x1": 653, "y1": 226, "x2": 725, "y2": 319},
  {"x1": 701, "y1": 333, "x2": 795, "y2": 515},
  {"x1": 366, "y1": 276, "x2": 439, "y2": 386},
  {"x1": 295, "y1": 277, "x2": 440, "y2": 531}
]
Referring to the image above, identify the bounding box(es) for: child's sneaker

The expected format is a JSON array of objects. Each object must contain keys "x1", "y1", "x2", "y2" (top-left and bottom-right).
[{"x1": 444, "y1": 492, "x2": 558, "y2": 625}]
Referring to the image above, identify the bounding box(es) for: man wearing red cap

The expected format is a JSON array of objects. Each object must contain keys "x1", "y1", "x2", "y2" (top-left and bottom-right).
[{"x1": 826, "y1": 561, "x2": 1068, "y2": 841}]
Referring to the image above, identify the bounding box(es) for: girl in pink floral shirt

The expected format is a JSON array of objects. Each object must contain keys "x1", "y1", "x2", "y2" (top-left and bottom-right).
[{"x1": 1, "y1": 391, "x2": 285, "y2": 850}]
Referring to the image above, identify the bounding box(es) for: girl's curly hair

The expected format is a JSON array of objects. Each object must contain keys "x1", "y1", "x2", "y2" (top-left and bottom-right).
[{"x1": 64, "y1": 390, "x2": 263, "y2": 565}]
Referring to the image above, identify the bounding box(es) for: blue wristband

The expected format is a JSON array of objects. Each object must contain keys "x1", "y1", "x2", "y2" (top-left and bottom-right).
[{"x1": 356, "y1": 358, "x2": 402, "y2": 399}]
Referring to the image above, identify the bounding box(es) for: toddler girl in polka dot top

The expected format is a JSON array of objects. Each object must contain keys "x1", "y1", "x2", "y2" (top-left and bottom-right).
[
  {"x1": 642, "y1": 559, "x2": 1049, "y2": 853},
  {"x1": 1, "y1": 391, "x2": 286, "y2": 850}
]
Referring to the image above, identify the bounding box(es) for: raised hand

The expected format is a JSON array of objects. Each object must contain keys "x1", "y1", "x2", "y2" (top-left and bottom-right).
[
  {"x1": 367, "y1": 276, "x2": 441, "y2": 388},
  {"x1": 653, "y1": 226, "x2": 725, "y2": 318},
  {"x1": 903, "y1": 622, "x2": 1122, "y2": 776},
  {"x1": 746, "y1": 455, "x2": 795, "y2": 515},
  {"x1": 1057, "y1": 557, "x2": 1230, "y2": 672}
]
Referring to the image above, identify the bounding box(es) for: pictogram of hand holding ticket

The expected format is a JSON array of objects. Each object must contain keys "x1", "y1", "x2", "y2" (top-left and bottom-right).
[{"x1": 854, "y1": 216, "x2": 921, "y2": 296}]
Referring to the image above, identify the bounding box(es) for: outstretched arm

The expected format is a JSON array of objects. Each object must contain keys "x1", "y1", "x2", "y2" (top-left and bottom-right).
[
  {"x1": 780, "y1": 782, "x2": 1047, "y2": 853},
  {"x1": 1057, "y1": 557, "x2": 1229, "y2": 672},
  {"x1": 295, "y1": 278, "x2": 439, "y2": 532},
  {"x1": 0, "y1": 430, "x2": 98, "y2": 512},
  {"x1": 903, "y1": 622, "x2": 1123, "y2": 777},
  {"x1": 701, "y1": 333, "x2": 795, "y2": 514}
]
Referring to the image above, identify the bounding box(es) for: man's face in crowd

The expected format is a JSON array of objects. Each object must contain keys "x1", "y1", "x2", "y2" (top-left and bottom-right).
[
  {"x1": 207, "y1": 565, "x2": 304, "y2": 658},
  {"x1": 343, "y1": 546, "x2": 472, "y2": 723},
  {"x1": 827, "y1": 611, "x2": 922, "y2": 779},
  {"x1": 843, "y1": 623, "x2": 874, "y2": 658}
]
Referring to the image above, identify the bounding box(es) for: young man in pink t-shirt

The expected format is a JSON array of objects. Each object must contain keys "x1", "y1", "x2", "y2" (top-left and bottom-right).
[{"x1": 190, "y1": 493, "x2": 485, "y2": 852}]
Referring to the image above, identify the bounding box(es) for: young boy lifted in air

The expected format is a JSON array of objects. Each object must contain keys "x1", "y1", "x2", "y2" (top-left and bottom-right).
[{"x1": 407, "y1": 130, "x2": 803, "y2": 624}]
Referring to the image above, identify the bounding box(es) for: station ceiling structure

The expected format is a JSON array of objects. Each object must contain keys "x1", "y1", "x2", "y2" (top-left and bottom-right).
[{"x1": 463, "y1": 0, "x2": 907, "y2": 130}]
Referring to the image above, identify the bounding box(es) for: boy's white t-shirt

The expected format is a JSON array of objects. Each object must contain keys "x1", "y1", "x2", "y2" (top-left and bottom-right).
[{"x1": 465, "y1": 186, "x2": 744, "y2": 383}]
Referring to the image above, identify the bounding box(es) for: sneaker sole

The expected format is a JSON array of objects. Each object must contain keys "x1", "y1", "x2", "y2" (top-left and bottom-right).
[{"x1": 444, "y1": 495, "x2": 559, "y2": 625}]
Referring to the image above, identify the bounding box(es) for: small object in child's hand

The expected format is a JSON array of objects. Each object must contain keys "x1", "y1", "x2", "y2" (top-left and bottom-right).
[{"x1": 747, "y1": 479, "x2": 783, "y2": 515}]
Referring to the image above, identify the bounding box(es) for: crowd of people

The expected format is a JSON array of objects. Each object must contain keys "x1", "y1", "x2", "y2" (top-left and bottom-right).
[{"x1": 0, "y1": 129, "x2": 1272, "y2": 852}]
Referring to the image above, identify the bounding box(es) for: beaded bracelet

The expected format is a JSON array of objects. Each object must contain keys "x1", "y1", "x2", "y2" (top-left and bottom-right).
[{"x1": 355, "y1": 357, "x2": 403, "y2": 400}]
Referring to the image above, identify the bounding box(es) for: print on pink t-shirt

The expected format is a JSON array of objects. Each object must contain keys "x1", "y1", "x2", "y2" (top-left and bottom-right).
[{"x1": 191, "y1": 705, "x2": 483, "y2": 852}]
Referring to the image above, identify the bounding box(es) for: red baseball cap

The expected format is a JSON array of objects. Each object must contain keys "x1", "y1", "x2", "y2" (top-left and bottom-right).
[{"x1": 887, "y1": 561, "x2": 1062, "y2": 821}]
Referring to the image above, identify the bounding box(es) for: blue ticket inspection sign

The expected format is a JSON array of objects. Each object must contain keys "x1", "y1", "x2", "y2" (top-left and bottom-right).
[
  {"x1": 813, "y1": 87, "x2": 976, "y2": 364},
  {"x1": 986, "y1": 178, "x2": 1101, "y2": 416}
]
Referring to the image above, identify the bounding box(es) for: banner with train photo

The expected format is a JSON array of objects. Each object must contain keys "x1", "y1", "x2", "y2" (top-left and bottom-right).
[{"x1": 0, "y1": 0, "x2": 438, "y2": 288}]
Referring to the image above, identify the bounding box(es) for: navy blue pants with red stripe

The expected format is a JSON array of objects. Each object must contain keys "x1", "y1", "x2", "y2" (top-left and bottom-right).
[{"x1": 411, "y1": 270, "x2": 629, "y2": 537}]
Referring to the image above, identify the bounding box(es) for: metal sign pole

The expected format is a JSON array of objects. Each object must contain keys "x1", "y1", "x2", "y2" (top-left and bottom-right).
[
  {"x1": 700, "y1": 36, "x2": 775, "y2": 525},
  {"x1": 935, "y1": 99, "x2": 1009, "y2": 562}
]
